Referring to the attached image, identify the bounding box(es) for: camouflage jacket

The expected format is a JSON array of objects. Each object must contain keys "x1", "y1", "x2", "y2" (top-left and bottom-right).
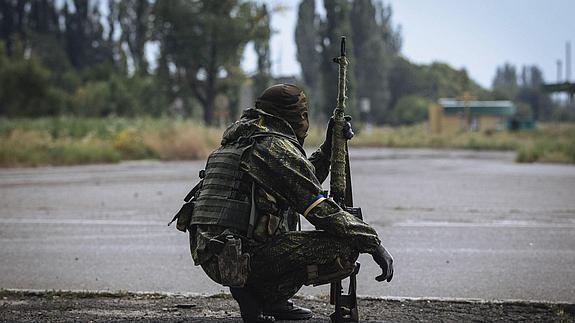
[{"x1": 190, "y1": 108, "x2": 380, "y2": 265}]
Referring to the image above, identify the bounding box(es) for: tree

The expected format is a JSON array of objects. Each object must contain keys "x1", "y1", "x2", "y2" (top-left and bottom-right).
[
  {"x1": 116, "y1": 0, "x2": 150, "y2": 75},
  {"x1": 320, "y1": 0, "x2": 357, "y2": 121},
  {"x1": 252, "y1": 4, "x2": 272, "y2": 97},
  {"x1": 295, "y1": 0, "x2": 323, "y2": 119},
  {"x1": 422, "y1": 62, "x2": 478, "y2": 99},
  {"x1": 492, "y1": 63, "x2": 518, "y2": 100},
  {"x1": 391, "y1": 95, "x2": 430, "y2": 125},
  {"x1": 153, "y1": 0, "x2": 269, "y2": 125},
  {"x1": 0, "y1": 0, "x2": 27, "y2": 55},
  {"x1": 375, "y1": 1, "x2": 401, "y2": 55},
  {"x1": 492, "y1": 63, "x2": 553, "y2": 121},
  {"x1": 0, "y1": 42, "x2": 64, "y2": 116},
  {"x1": 351, "y1": 0, "x2": 392, "y2": 124},
  {"x1": 516, "y1": 65, "x2": 552, "y2": 121},
  {"x1": 63, "y1": 0, "x2": 114, "y2": 71},
  {"x1": 388, "y1": 56, "x2": 425, "y2": 109},
  {"x1": 296, "y1": 0, "x2": 402, "y2": 124}
]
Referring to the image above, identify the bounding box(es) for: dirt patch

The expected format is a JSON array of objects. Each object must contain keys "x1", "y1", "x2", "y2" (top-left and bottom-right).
[{"x1": 1, "y1": 290, "x2": 573, "y2": 322}]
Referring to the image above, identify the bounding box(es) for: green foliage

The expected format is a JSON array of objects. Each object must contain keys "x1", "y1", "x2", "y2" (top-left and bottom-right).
[
  {"x1": 515, "y1": 125, "x2": 575, "y2": 163},
  {"x1": 391, "y1": 95, "x2": 430, "y2": 125},
  {"x1": 351, "y1": 1, "x2": 394, "y2": 124},
  {"x1": 0, "y1": 0, "x2": 270, "y2": 121},
  {"x1": 153, "y1": 0, "x2": 270, "y2": 125},
  {"x1": 348, "y1": 122, "x2": 574, "y2": 164},
  {"x1": 252, "y1": 4, "x2": 273, "y2": 97},
  {"x1": 320, "y1": 0, "x2": 358, "y2": 120},
  {"x1": 70, "y1": 74, "x2": 168, "y2": 117},
  {"x1": 550, "y1": 106, "x2": 575, "y2": 122},
  {"x1": 295, "y1": 0, "x2": 323, "y2": 120},
  {"x1": 0, "y1": 128, "x2": 122, "y2": 167},
  {"x1": 514, "y1": 102, "x2": 533, "y2": 120},
  {"x1": 492, "y1": 63, "x2": 553, "y2": 121},
  {"x1": 492, "y1": 63, "x2": 518, "y2": 99},
  {"x1": 0, "y1": 50, "x2": 66, "y2": 116},
  {"x1": 296, "y1": 0, "x2": 402, "y2": 123},
  {"x1": 0, "y1": 117, "x2": 223, "y2": 167},
  {"x1": 296, "y1": 0, "x2": 497, "y2": 126},
  {"x1": 1, "y1": 118, "x2": 574, "y2": 166},
  {"x1": 115, "y1": 0, "x2": 151, "y2": 75},
  {"x1": 388, "y1": 56, "x2": 425, "y2": 108},
  {"x1": 421, "y1": 63, "x2": 477, "y2": 98},
  {"x1": 388, "y1": 58, "x2": 487, "y2": 118}
]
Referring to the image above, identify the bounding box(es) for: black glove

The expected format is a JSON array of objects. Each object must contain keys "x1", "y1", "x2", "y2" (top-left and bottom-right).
[
  {"x1": 342, "y1": 115, "x2": 354, "y2": 140},
  {"x1": 320, "y1": 115, "x2": 354, "y2": 156},
  {"x1": 371, "y1": 244, "x2": 394, "y2": 282}
]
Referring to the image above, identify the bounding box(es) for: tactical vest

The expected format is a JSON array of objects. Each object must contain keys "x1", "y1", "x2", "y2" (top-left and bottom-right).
[
  {"x1": 190, "y1": 109, "x2": 306, "y2": 236},
  {"x1": 191, "y1": 140, "x2": 254, "y2": 233}
]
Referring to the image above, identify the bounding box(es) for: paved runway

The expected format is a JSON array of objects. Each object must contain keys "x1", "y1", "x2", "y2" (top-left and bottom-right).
[{"x1": 1, "y1": 149, "x2": 574, "y2": 302}]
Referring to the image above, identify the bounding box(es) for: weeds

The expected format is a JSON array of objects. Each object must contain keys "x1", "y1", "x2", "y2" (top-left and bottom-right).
[
  {"x1": 0, "y1": 117, "x2": 222, "y2": 167},
  {"x1": 0, "y1": 118, "x2": 573, "y2": 166}
]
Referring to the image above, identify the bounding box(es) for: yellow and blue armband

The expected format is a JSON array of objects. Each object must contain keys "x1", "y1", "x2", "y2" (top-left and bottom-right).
[{"x1": 303, "y1": 193, "x2": 327, "y2": 217}]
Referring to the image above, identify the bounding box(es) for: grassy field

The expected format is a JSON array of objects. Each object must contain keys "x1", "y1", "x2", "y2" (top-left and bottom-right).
[{"x1": 0, "y1": 117, "x2": 574, "y2": 167}]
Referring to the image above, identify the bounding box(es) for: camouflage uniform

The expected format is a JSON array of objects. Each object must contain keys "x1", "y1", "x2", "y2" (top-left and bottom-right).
[{"x1": 189, "y1": 106, "x2": 381, "y2": 307}]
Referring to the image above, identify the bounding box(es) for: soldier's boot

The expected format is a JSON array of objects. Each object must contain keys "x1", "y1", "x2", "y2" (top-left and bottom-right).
[
  {"x1": 263, "y1": 299, "x2": 313, "y2": 321},
  {"x1": 230, "y1": 287, "x2": 275, "y2": 323}
]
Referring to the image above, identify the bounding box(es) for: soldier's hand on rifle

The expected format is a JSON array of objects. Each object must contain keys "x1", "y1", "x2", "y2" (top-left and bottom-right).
[
  {"x1": 321, "y1": 115, "x2": 354, "y2": 156},
  {"x1": 342, "y1": 115, "x2": 354, "y2": 140},
  {"x1": 372, "y1": 244, "x2": 394, "y2": 282}
]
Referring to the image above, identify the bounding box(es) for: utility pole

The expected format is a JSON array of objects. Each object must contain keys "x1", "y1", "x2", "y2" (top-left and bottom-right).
[
  {"x1": 566, "y1": 41, "x2": 572, "y2": 82},
  {"x1": 557, "y1": 59, "x2": 563, "y2": 83}
]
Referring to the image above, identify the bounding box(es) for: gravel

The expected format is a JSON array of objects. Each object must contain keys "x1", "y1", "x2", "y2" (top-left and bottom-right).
[{"x1": 1, "y1": 290, "x2": 573, "y2": 322}]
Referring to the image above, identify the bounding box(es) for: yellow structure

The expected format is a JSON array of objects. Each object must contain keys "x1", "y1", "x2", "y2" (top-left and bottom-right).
[{"x1": 429, "y1": 99, "x2": 515, "y2": 134}]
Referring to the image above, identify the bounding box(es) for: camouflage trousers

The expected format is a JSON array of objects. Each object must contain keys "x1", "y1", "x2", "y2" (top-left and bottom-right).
[{"x1": 200, "y1": 230, "x2": 359, "y2": 307}]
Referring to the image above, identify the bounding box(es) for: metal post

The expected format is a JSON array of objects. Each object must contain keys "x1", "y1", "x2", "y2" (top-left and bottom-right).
[{"x1": 566, "y1": 41, "x2": 572, "y2": 82}]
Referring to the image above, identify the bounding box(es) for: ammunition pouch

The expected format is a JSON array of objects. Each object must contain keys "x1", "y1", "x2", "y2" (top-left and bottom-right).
[
  {"x1": 168, "y1": 178, "x2": 204, "y2": 232},
  {"x1": 217, "y1": 235, "x2": 251, "y2": 288},
  {"x1": 174, "y1": 201, "x2": 194, "y2": 232}
]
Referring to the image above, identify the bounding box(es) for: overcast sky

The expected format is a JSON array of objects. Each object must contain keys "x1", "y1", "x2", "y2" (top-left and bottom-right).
[{"x1": 242, "y1": 0, "x2": 575, "y2": 89}]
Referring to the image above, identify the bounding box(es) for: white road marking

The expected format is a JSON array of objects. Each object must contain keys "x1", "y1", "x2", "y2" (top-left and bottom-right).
[
  {"x1": 393, "y1": 221, "x2": 575, "y2": 229},
  {"x1": 0, "y1": 218, "x2": 166, "y2": 226}
]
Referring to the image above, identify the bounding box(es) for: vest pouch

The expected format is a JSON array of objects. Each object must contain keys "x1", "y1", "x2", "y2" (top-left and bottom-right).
[
  {"x1": 173, "y1": 201, "x2": 194, "y2": 232},
  {"x1": 169, "y1": 179, "x2": 203, "y2": 232},
  {"x1": 217, "y1": 235, "x2": 250, "y2": 287}
]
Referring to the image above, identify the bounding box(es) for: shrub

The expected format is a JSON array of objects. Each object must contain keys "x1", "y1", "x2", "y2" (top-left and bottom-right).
[{"x1": 391, "y1": 95, "x2": 431, "y2": 125}]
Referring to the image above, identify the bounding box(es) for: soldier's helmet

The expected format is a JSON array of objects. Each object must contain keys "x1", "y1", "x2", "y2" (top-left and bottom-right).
[{"x1": 255, "y1": 84, "x2": 309, "y2": 144}]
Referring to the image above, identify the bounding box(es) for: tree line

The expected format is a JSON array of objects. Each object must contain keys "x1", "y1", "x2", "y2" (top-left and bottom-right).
[
  {"x1": 295, "y1": 0, "x2": 567, "y2": 125},
  {"x1": 0, "y1": 0, "x2": 271, "y2": 125},
  {"x1": 0, "y1": 0, "x2": 565, "y2": 125}
]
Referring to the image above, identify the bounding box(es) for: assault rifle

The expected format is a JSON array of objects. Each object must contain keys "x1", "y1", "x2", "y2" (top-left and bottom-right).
[{"x1": 328, "y1": 36, "x2": 362, "y2": 323}]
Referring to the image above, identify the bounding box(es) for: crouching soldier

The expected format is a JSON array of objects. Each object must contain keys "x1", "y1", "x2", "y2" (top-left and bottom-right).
[{"x1": 175, "y1": 84, "x2": 394, "y2": 322}]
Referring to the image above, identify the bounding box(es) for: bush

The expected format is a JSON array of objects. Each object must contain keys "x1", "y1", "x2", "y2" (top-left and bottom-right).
[
  {"x1": 1, "y1": 118, "x2": 574, "y2": 167},
  {"x1": 0, "y1": 54, "x2": 65, "y2": 116},
  {"x1": 0, "y1": 117, "x2": 223, "y2": 167},
  {"x1": 391, "y1": 95, "x2": 431, "y2": 125},
  {"x1": 0, "y1": 128, "x2": 121, "y2": 167},
  {"x1": 113, "y1": 128, "x2": 155, "y2": 159}
]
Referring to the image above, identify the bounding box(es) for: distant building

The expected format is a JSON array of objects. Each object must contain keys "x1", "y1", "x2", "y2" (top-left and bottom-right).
[{"x1": 429, "y1": 99, "x2": 515, "y2": 134}]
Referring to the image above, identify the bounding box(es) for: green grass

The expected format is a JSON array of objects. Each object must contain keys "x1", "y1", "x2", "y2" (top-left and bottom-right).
[
  {"x1": 0, "y1": 117, "x2": 222, "y2": 167},
  {"x1": 0, "y1": 117, "x2": 573, "y2": 167},
  {"x1": 347, "y1": 123, "x2": 575, "y2": 164}
]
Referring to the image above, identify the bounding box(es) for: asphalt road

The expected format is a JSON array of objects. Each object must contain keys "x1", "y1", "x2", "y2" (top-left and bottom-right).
[{"x1": 1, "y1": 148, "x2": 574, "y2": 303}]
